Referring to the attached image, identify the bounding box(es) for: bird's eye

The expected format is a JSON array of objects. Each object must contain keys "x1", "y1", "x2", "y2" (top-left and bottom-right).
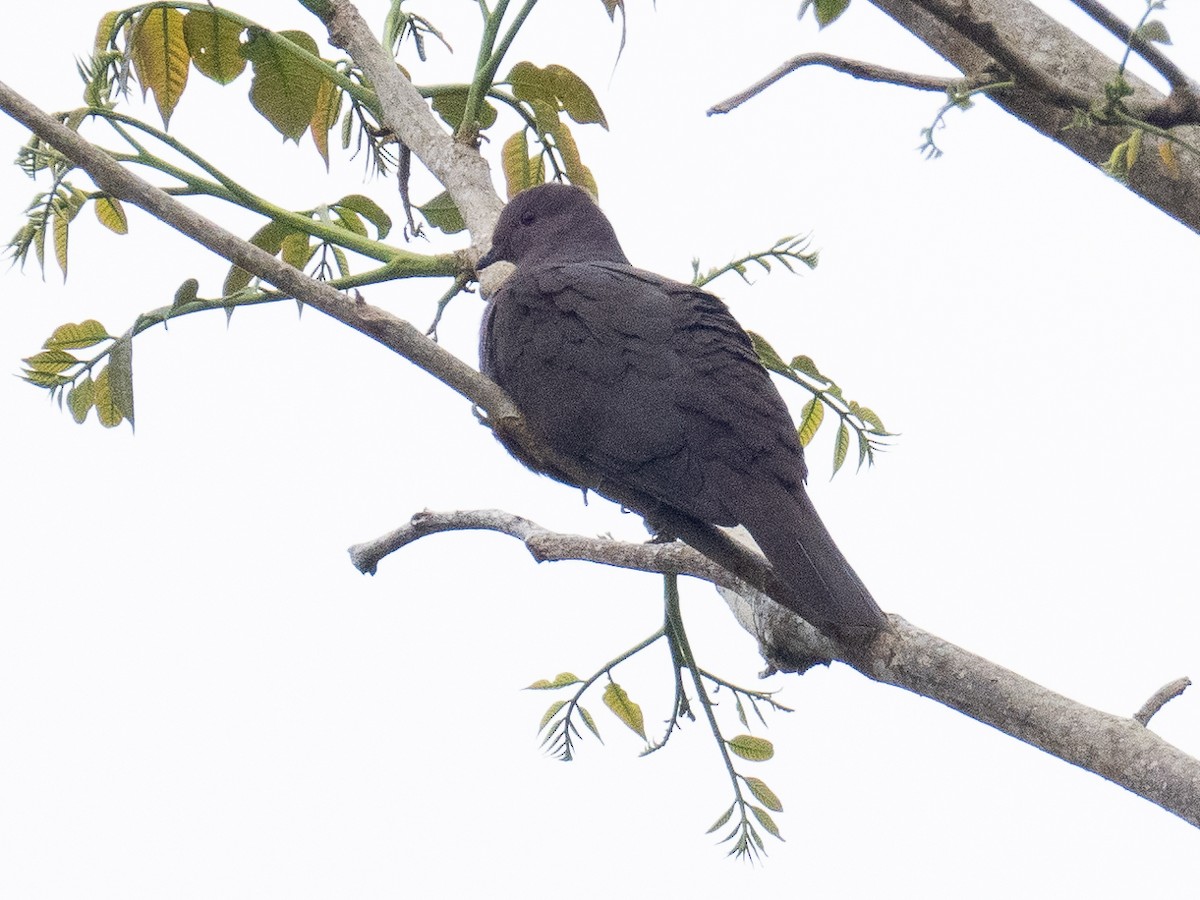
[{"x1": 519, "y1": 210, "x2": 536, "y2": 226}]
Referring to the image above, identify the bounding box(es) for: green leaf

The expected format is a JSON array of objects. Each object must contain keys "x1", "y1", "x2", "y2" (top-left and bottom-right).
[
  {"x1": 525, "y1": 672, "x2": 581, "y2": 690},
  {"x1": 797, "y1": 397, "x2": 824, "y2": 447},
  {"x1": 183, "y1": 8, "x2": 246, "y2": 85},
  {"x1": 832, "y1": 421, "x2": 850, "y2": 476},
  {"x1": 745, "y1": 777, "x2": 783, "y2": 812},
  {"x1": 93, "y1": 196, "x2": 128, "y2": 235},
  {"x1": 334, "y1": 194, "x2": 391, "y2": 239},
  {"x1": 417, "y1": 190, "x2": 465, "y2": 235},
  {"x1": 508, "y1": 61, "x2": 557, "y2": 107},
  {"x1": 430, "y1": 88, "x2": 497, "y2": 130},
  {"x1": 107, "y1": 333, "x2": 136, "y2": 430},
  {"x1": 67, "y1": 376, "x2": 94, "y2": 424},
  {"x1": 44, "y1": 319, "x2": 109, "y2": 350},
  {"x1": 223, "y1": 219, "x2": 295, "y2": 295},
  {"x1": 242, "y1": 29, "x2": 324, "y2": 141},
  {"x1": 538, "y1": 700, "x2": 567, "y2": 732},
  {"x1": 727, "y1": 734, "x2": 774, "y2": 761},
  {"x1": 602, "y1": 682, "x2": 646, "y2": 739},
  {"x1": 131, "y1": 8, "x2": 190, "y2": 127},
  {"x1": 747, "y1": 331, "x2": 791, "y2": 378},
  {"x1": 706, "y1": 803, "x2": 736, "y2": 834},
  {"x1": 750, "y1": 805, "x2": 783, "y2": 840},
  {"x1": 789, "y1": 354, "x2": 822, "y2": 379},
  {"x1": 578, "y1": 705, "x2": 602, "y2": 741},
  {"x1": 1137, "y1": 19, "x2": 1171, "y2": 45},
  {"x1": 546, "y1": 64, "x2": 607, "y2": 128},
  {"x1": 281, "y1": 231, "x2": 312, "y2": 269},
  {"x1": 94, "y1": 10, "x2": 121, "y2": 53},
  {"x1": 814, "y1": 0, "x2": 851, "y2": 28},
  {"x1": 23, "y1": 349, "x2": 78, "y2": 374},
  {"x1": 173, "y1": 279, "x2": 200, "y2": 308}
]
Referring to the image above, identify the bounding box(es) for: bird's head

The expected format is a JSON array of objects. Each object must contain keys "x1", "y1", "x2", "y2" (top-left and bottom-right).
[{"x1": 478, "y1": 183, "x2": 630, "y2": 270}]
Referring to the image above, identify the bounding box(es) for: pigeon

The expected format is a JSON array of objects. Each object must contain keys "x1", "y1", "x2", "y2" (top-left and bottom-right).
[{"x1": 477, "y1": 183, "x2": 885, "y2": 634}]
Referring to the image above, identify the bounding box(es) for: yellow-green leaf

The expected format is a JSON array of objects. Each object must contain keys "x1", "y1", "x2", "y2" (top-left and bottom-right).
[
  {"x1": 578, "y1": 705, "x2": 601, "y2": 740},
  {"x1": 67, "y1": 376, "x2": 95, "y2": 424},
  {"x1": 91, "y1": 365, "x2": 122, "y2": 428},
  {"x1": 94, "y1": 196, "x2": 128, "y2": 234},
  {"x1": 832, "y1": 422, "x2": 850, "y2": 476},
  {"x1": 545, "y1": 64, "x2": 607, "y2": 128},
  {"x1": 728, "y1": 734, "x2": 774, "y2": 761},
  {"x1": 750, "y1": 805, "x2": 783, "y2": 839},
  {"x1": 508, "y1": 61, "x2": 557, "y2": 107},
  {"x1": 44, "y1": 319, "x2": 110, "y2": 350},
  {"x1": 23, "y1": 349, "x2": 77, "y2": 373},
  {"x1": 52, "y1": 211, "x2": 69, "y2": 278},
  {"x1": 745, "y1": 777, "x2": 783, "y2": 812},
  {"x1": 546, "y1": 118, "x2": 597, "y2": 197},
  {"x1": 107, "y1": 333, "x2": 135, "y2": 429},
  {"x1": 20, "y1": 369, "x2": 72, "y2": 388},
  {"x1": 706, "y1": 803, "x2": 736, "y2": 834},
  {"x1": 131, "y1": 8, "x2": 190, "y2": 127},
  {"x1": 538, "y1": 700, "x2": 567, "y2": 732},
  {"x1": 94, "y1": 11, "x2": 120, "y2": 53},
  {"x1": 1159, "y1": 140, "x2": 1181, "y2": 178},
  {"x1": 242, "y1": 29, "x2": 324, "y2": 141},
  {"x1": 797, "y1": 397, "x2": 824, "y2": 447},
  {"x1": 525, "y1": 672, "x2": 581, "y2": 690},
  {"x1": 183, "y1": 8, "x2": 246, "y2": 85},
  {"x1": 173, "y1": 279, "x2": 200, "y2": 308},
  {"x1": 309, "y1": 77, "x2": 342, "y2": 167},
  {"x1": 281, "y1": 231, "x2": 312, "y2": 269},
  {"x1": 502, "y1": 129, "x2": 537, "y2": 198},
  {"x1": 602, "y1": 682, "x2": 645, "y2": 739}
]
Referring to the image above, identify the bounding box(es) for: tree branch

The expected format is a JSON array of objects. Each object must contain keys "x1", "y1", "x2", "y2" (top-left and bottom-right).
[
  {"x1": 707, "y1": 53, "x2": 957, "y2": 116},
  {"x1": 1135, "y1": 677, "x2": 1193, "y2": 726},
  {"x1": 354, "y1": 508, "x2": 1200, "y2": 829},
  {"x1": 866, "y1": 0, "x2": 1200, "y2": 232},
  {"x1": 311, "y1": 0, "x2": 505, "y2": 250},
  {"x1": 1069, "y1": 0, "x2": 1192, "y2": 92}
]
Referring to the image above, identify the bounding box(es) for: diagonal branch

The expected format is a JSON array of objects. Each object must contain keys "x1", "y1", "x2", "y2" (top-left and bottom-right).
[
  {"x1": 707, "y1": 53, "x2": 958, "y2": 116},
  {"x1": 355, "y1": 507, "x2": 1200, "y2": 830}
]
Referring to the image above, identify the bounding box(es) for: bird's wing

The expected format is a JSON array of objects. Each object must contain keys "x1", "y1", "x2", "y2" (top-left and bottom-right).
[{"x1": 482, "y1": 262, "x2": 806, "y2": 523}]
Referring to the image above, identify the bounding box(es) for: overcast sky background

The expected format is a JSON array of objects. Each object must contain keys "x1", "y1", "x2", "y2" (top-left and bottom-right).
[{"x1": 2, "y1": 0, "x2": 1199, "y2": 896}]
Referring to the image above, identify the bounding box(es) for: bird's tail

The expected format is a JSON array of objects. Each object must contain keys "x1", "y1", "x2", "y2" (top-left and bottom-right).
[{"x1": 731, "y1": 484, "x2": 885, "y2": 633}]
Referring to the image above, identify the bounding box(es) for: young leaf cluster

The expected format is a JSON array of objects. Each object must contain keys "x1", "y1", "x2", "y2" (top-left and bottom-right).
[
  {"x1": 750, "y1": 332, "x2": 892, "y2": 476},
  {"x1": 528, "y1": 575, "x2": 792, "y2": 860},
  {"x1": 20, "y1": 320, "x2": 135, "y2": 429},
  {"x1": 691, "y1": 234, "x2": 818, "y2": 289}
]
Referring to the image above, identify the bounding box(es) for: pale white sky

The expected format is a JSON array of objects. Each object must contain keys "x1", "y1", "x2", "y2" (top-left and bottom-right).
[{"x1": 2, "y1": 1, "x2": 1199, "y2": 896}]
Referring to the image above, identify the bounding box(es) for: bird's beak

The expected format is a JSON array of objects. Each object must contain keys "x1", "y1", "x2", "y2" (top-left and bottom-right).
[{"x1": 476, "y1": 246, "x2": 499, "y2": 270}]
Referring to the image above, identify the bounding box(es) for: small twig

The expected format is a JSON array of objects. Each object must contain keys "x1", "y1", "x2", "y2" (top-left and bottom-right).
[
  {"x1": 1068, "y1": 0, "x2": 1190, "y2": 92},
  {"x1": 1134, "y1": 677, "x2": 1192, "y2": 726},
  {"x1": 708, "y1": 53, "x2": 956, "y2": 115}
]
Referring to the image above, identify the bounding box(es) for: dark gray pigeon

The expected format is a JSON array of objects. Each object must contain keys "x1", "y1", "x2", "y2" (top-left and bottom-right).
[{"x1": 478, "y1": 183, "x2": 885, "y2": 634}]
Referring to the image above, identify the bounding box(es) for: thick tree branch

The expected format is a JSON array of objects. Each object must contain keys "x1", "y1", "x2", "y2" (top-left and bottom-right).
[
  {"x1": 868, "y1": 0, "x2": 1200, "y2": 231},
  {"x1": 356, "y1": 508, "x2": 1200, "y2": 829},
  {"x1": 310, "y1": 0, "x2": 504, "y2": 250}
]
